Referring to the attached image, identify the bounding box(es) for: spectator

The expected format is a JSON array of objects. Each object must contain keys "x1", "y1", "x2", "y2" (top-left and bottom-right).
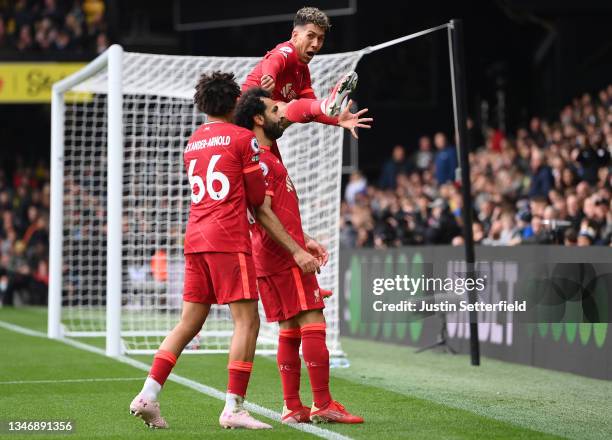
[
  {"x1": 35, "y1": 17, "x2": 57, "y2": 50},
  {"x1": 486, "y1": 127, "x2": 505, "y2": 153},
  {"x1": 529, "y1": 117, "x2": 546, "y2": 147},
  {"x1": 577, "y1": 230, "x2": 594, "y2": 247},
  {"x1": 491, "y1": 211, "x2": 520, "y2": 246},
  {"x1": 65, "y1": 11, "x2": 84, "y2": 48},
  {"x1": 472, "y1": 222, "x2": 485, "y2": 244},
  {"x1": 16, "y1": 23, "x2": 33, "y2": 51},
  {"x1": 516, "y1": 209, "x2": 533, "y2": 240},
  {"x1": 54, "y1": 26, "x2": 71, "y2": 50},
  {"x1": 378, "y1": 144, "x2": 412, "y2": 190},
  {"x1": 425, "y1": 198, "x2": 460, "y2": 244},
  {"x1": 522, "y1": 216, "x2": 554, "y2": 244},
  {"x1": 451, "y1": 235, "x2": 464, "y2": 246},
  {"x1": 433, "y1": 132, "x2": 457, "y2": 184},
  {"x1": 528, "y1": 148, "x2": 554, "y2": 198},
  {"x1": 95, "y1": 31, "x2": 108, "y2": 54},
  {"x1": 564, "y1": 228, "x2": 578, "y2": 246},
  {"x1": 344, "y1": 171, "x2": 367, "y2": 206},
  {"x1": 575, "y1": 141, "x2": 610, "y2": 186},
  {"x1": 414, "y1": 135, "x2": 434, "y2": 171}
]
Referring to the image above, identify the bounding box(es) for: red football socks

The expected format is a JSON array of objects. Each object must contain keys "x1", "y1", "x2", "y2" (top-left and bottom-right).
[
  {"x1": 227, "y1": 360, "x2": 253, "y2": 398},
  {"x1": 148, "y1": 350, "x2": 177, "y2": 386},
  {"x1": 284, "y1": 99, "x2": 340, "y2": 125},
  {"x1": 301, "y1": 323, "x2": 332, "y2": 408},
  {"x1": 278, "y1": 328, "x2": 303, "y2": 411}
]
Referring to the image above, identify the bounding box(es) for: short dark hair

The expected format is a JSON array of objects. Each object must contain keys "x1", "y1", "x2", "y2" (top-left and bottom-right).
[
  {"x1": 234, "y1": 87, "x2": 271, "y2": 130},
  {"x1": 293, "y1": 7, "x2": 331, "y2": 31},
  {"x1": 564, "y1": 228, "x2": 578, "y2": 243},
  {"x1": 193, "y1": 71, "x2": 240, "y2": 117}
]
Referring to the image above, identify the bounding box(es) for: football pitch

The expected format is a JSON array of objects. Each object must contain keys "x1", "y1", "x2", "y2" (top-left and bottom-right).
[{"x1": 1, "y1": 307, "x2": 611, "y2": 440}]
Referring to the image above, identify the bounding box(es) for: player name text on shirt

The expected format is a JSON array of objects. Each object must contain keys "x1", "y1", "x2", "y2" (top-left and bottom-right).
[{"x1": 185, "y1": 136, "x2": 231, "y2": 153}]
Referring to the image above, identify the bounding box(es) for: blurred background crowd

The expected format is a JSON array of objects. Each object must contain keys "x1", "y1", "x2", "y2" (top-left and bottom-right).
[
  {"x1": 341, "y1": 85, "x2": 612, "y2": 248},
  {"x1": 0, "y1": 158, "x2": 49, "y2": 305},
  {"x1": 0, "y1": 0, "x2": 108, "y2": 54}
]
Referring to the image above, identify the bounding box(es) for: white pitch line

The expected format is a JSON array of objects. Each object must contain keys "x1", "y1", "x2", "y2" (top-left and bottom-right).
[
  {"x1": 0, "y1": 320, "x2": 354, "y2": 440},
  {"x1": 0, "y1": 377, "x2": 142, "y2": 385}
]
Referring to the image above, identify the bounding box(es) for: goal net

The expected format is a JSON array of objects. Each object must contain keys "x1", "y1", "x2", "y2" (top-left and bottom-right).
[{"x1": 50, "y1": 45, "x2": 362, "y2": 356}]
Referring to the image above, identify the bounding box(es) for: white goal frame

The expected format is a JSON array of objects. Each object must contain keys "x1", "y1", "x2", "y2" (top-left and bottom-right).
[{"x1": 49, "y1": 45, "x2": 124, "y2": 356}]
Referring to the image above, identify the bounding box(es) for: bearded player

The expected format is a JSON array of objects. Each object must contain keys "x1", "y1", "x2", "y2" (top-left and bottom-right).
[
  {"x1": 243, "y1": 6, "x2": 372, "y2": 161},
  {"x1": 129, "y1": 72, "x2": 272, "y2": 430},
  {"x1": 234, "y1": 87, "x2": 364, "y2": 424}
]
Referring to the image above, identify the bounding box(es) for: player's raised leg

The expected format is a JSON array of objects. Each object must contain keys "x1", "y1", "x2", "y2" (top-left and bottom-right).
[
  {"x1": 130, "y1": 301, "x2": 210, "y2": 429},
  {"x1": 282, "y1": 71, "x2": 359, "y2": 124},
  {"x1": 219, "y1": 299, "x2": 272, "y2": 429},
  {"x1": 320, "y1": 70, "x2": 359, "y2": 117},
  {"x1": 298, "y1": 310, "x2": 364, "y2": 424}
]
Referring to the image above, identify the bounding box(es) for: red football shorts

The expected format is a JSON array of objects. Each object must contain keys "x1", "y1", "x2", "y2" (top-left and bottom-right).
[
  {"x1": 257, "y1": 266, "x2": 325, "y2": 322},
  {"x1": 183, "y1": 252, "x2": 258, "y2": 304}
]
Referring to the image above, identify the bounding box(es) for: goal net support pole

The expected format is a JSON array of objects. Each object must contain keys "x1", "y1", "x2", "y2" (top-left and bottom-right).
[
  {"x1": 448, "y1": 19, "x2": 480, "y2": 366},
  {"x1": 49, "y1": 45, "x2": 125, "y2": 357},
  {"x1": 105, "y1": 45, "x2": 125, "y2": 357}
]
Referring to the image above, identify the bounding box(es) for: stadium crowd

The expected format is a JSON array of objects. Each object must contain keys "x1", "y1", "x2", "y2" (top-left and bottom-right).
[
  {"x1": 341, "y1": 85, "x2": 612, "y2": 248},
  {"x1": 0, "y1": 0, "x2": 108, "y2": 54},
  {"x1": 0, "y1": 158, "x2": 49, "y2": 305}
]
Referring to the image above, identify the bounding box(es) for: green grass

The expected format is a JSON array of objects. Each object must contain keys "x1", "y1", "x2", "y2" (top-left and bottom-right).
[{"x1": 0, "y1": 307, "x2": 610, "y2": 439}]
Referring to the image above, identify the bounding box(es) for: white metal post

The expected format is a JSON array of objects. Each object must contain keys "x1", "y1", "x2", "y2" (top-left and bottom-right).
[
  {"x1": 48, "y1": 88, "x2": 65, "y2": 339},
  {"x1": 47, "y1": 46, "x2": 115, "y2": 341},
  {"x1": 447, "y1": 22, "x2": 462, "y2": 181},
  {"x1": 105, "y1": 44, "x2": 124, "y2": 357}
]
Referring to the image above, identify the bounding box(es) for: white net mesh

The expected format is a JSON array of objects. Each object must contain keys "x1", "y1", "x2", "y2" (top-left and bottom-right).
[{"x1": 59, "y1": 49, "x2": 362, "y2": 355}]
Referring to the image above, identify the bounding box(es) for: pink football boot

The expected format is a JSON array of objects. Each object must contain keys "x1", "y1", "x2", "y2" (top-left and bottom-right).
[
  {"x1": 129, "y1": 394, "x2": 168, "y2": 429},
  {"x1": 321, "y1": 71, "x2": 358, "y2": 117},
  {"x1": 219, "y1": 408, "x2": 272, "y2": 429}
]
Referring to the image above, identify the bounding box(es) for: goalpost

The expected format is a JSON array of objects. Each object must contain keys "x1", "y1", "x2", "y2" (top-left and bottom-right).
[{"x1": 49, "y1": 20, "x2": 472, "y2": 360}]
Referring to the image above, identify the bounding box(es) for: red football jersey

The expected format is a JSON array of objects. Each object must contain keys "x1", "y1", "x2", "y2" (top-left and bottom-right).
[
  {"x1": 242, "y1": 41, "x2": 316, "y2": 102},
  {"x1": 251, "y1": 145, "x2": 306, "y2": 276},
  {"x1": 183, "y1": 121, "x2": 261, "y2": 254}
]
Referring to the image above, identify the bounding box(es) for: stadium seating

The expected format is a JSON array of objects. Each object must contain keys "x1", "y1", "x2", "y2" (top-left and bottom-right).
[{"x1": 341, "y1": 85, "x2": 612, "y2": 248}]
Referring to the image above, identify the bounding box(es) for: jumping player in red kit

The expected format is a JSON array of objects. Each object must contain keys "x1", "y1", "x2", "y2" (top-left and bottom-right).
[
  {"x1": 129, "y1": 72, "x2": 272, "y2": 430},
  {"x1": 242, "y1": 6, "x2": 372, "y2": 160},
  {"x1": 234, "y1": 87, "x2": 364, "y2": 424}
]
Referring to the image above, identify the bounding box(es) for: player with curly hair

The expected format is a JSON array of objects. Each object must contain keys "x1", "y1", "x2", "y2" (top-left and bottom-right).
[{"x1": 129, "y1": 72, "x2": 271, "y2": 430}]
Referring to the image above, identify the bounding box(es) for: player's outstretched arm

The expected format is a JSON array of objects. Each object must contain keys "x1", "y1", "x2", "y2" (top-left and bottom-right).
[
  {"x1": 256, "y1": 196, "x2": 320, "y2": 274},
  {"x1": 336, "y1": 100, "x2": 373, "y2": 139},
  {"x1": 281, "y1": 98, "x2": 373, "y2": 139}
]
